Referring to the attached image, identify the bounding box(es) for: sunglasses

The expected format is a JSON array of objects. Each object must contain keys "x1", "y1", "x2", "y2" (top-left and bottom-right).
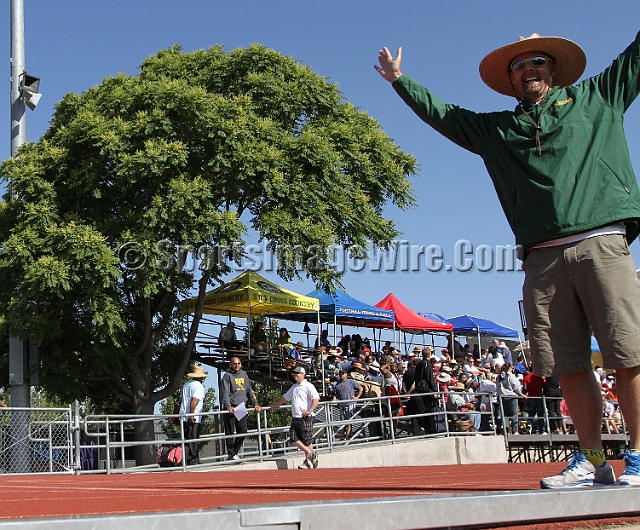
[{"x1": 510, "y1": 56, "x2": 551, "y2": 72}]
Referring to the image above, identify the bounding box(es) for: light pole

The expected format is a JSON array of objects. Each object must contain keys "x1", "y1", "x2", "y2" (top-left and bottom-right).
[
  {"x1": 9, "y1": 0, "x2": 30, "y2": 409},
  {"x1": 9, "y1": 0, "x2": 43, "y2": 473}
]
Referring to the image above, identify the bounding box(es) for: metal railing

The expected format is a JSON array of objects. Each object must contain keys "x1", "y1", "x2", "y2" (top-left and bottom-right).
[
  {"x1": 76, "y1": 391, "x2": 500, "y2": 474},
  {"x1": 0, "y1": 393, "x2": 629, "y2": 474}
]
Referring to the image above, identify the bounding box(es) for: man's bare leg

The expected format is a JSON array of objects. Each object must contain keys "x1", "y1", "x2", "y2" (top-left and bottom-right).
[
  {"x1": 293, "y1": 440, "x2": 311, "y2": 457},
  {"x1": 614, "y1": 365, "x2": 640, "y2": 448},
  {"x1": 560, "y1": 370, "x2": 603, "y2": 450}
]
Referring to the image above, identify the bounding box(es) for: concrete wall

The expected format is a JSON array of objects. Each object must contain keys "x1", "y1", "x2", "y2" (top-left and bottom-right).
[{"x1": 208, "y1": 435, "x2": 507, "y2": 472}]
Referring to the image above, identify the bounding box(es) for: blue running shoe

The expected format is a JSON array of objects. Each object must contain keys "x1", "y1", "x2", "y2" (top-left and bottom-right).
[
  {"x1": 617, "y1": 450, "x2": 640, "y2": 486},
  {"x1": 540, "y1": 453, "x2": 615, "y2": 489}
]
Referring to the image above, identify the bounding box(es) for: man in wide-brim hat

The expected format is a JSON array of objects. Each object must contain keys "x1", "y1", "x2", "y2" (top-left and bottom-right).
[
  {"x1": 376, "y1": 30, "x2": 640, "y2": 489},
  {"x1": 180, "y1": 364, "x2": 208, "y2": 465}
]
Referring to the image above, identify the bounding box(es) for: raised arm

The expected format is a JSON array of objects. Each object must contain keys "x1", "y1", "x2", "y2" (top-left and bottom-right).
[{"x1": 375, "y1": 47, "x2": 403, "y2": 83}]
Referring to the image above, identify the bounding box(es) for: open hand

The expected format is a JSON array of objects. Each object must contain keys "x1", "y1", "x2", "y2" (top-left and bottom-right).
[{"x1": 374, "y1": 47, "x2": 403, "y2": 82}]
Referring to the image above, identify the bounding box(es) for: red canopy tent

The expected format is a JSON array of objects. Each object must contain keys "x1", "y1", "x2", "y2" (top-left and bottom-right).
[{"x1": 375, "y1": 293, "x2": 453, "y2": 331}]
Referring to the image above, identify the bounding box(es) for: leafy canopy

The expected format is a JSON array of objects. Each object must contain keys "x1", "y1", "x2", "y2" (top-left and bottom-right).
[{"x1": 0, "y1": 43, "x2": 416, "y2": 412}]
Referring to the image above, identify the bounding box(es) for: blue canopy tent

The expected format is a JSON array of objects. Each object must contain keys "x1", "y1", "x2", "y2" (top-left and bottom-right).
[
  {"x1": 445, "y1": 314, "x2": 520, "y2": 358},
  {"x1": 419, "y1": 312, "x2": 450, "y2": 325},
  {"x1": 266, "y1": 290, "x2": 395, "y2": 348},
  {"x1": 446, "y1": 315, "x2": 520, "y2": 338}
]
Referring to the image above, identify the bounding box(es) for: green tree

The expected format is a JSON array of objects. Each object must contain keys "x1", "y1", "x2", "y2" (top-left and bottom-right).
[{"x1": 0, "y1": 44, "x2": 416, "y2": 464}]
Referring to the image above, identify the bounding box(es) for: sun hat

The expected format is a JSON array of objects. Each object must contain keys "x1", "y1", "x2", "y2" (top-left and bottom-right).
[
  {"x1": 187, "y1": 365, "x2": 208, "y2": 378},
  {"x1": 296, "y1": 341, "x2": 304, "y2": 347},
  {"x1": 369, "y1": 361, "x2": 381, "y2": 372},
  {"x1": 437, "y1": 372, "x2": 451, "y2": 383},
  {"x1": 412, "y1": 345, "x2": 423, "y2": 353},
  {"x1": 451, "y1": 382, "x2": 466, "y2": 391},
  {"x1": 350, "y1": 362, "x2": 365, "y2": 372},
  {"x1": 479, "y1": 33, "x2": 586, "y2": 98}
]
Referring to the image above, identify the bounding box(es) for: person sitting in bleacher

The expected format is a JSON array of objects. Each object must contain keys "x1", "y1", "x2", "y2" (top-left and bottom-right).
[
  {"x1": 218, "y1": 322, "x2": 244, "y2": 356},
  {"x1": 291, "y1": 341, "x2": 312, "y2": 375},
  {"x1": 250, "y1": 321, "x2": 269, "y2": 355},
  {"x1": 314, "y1": 329, "x2": 331, "y2": 349},
  {"x1": 277, "y1": 327, "x2": 294, "y2": 357}
]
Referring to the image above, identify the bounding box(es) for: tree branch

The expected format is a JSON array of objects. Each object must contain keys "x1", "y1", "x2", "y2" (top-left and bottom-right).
[
  {"x1": 133, "y1": 297, "x2": 152, "y2": 358},
  {"x1": 153, "y1": 270, "x2": 210, "y2": 402}
]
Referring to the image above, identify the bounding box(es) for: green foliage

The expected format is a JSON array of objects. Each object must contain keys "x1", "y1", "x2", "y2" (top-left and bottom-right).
[{"x1": 0, "y1": 43, "x2": 416, "y2": 427}]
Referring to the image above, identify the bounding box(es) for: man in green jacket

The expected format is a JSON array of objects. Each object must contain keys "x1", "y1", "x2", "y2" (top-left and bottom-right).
[{"x1": 376, "y1": 31, "x2": 640, "y2": 489}]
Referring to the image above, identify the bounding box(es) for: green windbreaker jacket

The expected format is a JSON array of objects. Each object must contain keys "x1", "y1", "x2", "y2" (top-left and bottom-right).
[{"x1": 393, "y1": 31, "x2": 640, "y2": 249}]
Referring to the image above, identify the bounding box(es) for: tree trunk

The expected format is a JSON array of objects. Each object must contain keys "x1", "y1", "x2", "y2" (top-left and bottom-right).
[{"x1": 132, "y1": 398, "x2": 156, "y2": 466}]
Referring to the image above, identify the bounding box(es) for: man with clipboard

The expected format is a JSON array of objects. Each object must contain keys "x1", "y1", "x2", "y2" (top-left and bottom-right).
[{"x1": 220, "y1": 357, "x2": 262, "y2": 461}]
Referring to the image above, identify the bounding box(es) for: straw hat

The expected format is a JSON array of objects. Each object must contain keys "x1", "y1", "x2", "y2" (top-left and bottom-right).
[
  {"x1": 479, "y1": 33, "x2": 586, "y2": 97},
  {"x1": 187, "y1": 365, "x2": 208, "y2": 379},
  {"x1": 436, "y1": 372, "x2": 451, "y2": 383},
  {"x1": 350, "y1": 362, "x2": 365, "y2": 372},
  {"x1": 451, "y1": 382, "x2": 466, "y2": 391}
]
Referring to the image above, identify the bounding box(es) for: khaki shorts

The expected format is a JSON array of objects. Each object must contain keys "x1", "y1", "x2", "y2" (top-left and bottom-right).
[{"x1": 523, "y1": 234, "x2": 640, "y2": 377}]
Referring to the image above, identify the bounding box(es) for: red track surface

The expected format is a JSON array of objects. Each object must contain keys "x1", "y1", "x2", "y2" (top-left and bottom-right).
[{"x1": 1, "y1": 461, "x2": 639, "y2": 529}]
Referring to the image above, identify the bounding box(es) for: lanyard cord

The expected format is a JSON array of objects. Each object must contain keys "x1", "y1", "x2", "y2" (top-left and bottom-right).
[{"x1": 518, "y1": 91, "x2": 550, "y2": 156}]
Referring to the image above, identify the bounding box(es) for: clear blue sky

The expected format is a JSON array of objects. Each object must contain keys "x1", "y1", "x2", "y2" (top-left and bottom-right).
[{"x1": 1, "y1": 1, "x2": 639, "y2": 341}]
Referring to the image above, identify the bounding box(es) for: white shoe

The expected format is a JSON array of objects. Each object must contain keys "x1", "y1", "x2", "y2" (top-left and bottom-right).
[
  {"x1": 540, "y1": 453, "x2": 615, "y2": 489},
  {"x1": 617, "y1": 450, "x2": 640, "y2": 486}
]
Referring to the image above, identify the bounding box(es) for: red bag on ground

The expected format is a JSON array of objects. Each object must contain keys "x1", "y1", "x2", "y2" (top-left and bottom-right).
[{"x1": 158, "y1": 445, "x2": 183, "y2": 467}]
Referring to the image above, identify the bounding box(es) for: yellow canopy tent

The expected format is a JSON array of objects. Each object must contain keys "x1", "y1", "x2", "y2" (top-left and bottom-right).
[
  {"x1": 181, "y1": 270, "x2": 320, "y2": 318},
  {"x1": 181, "y1": 270, "x2": 322, "y2": 389}
]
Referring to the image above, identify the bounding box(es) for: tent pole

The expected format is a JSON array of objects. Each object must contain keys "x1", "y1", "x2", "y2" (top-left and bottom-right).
[
  {"x1": 477, "y1": 330, "x2": 481, "y2": 359},
  {"x1": 268, "y1": 317, "x2": 272, "y2": 379},
  {"x1": 319, "y1": 310, "x2": 325, "y2": 395},
  {"x1": 393, "y1": 323, "x2": 396, "y2": 353},
  {"x1": 334, "y1": 315, "x2": 337, "y2": 348},
  {"x1": 247, "y1": 299, "x2": 251, "y2": 359}
]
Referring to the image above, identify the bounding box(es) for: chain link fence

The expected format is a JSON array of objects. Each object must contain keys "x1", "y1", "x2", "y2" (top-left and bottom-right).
[{"x1": 0, "y1": 407, "x2": 73, "y2": 474}]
